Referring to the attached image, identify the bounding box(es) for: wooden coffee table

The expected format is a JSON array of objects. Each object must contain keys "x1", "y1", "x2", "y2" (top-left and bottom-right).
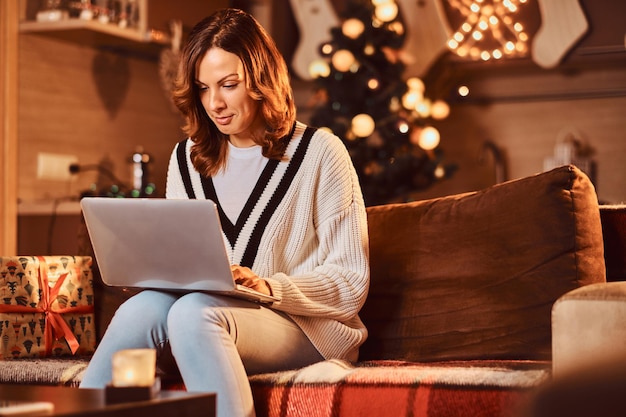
[{"x1": 0, "y1": 384, "x2": 215, "y2": 417}]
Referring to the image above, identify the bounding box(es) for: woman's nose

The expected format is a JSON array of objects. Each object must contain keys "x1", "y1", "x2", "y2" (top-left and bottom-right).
[{"x1": 208, "y1": 91, "x2": 225, "y2": 111}]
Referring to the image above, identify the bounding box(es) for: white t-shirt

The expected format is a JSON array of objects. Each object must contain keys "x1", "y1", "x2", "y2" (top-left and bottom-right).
[{"x1": 212, "y1": 142, "x2": 268, "y2": 224}]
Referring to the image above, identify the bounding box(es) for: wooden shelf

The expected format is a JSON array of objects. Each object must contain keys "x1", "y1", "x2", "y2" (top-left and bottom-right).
[{"x1": 19, "y1": 19, "x2": 169, "y2": 59}]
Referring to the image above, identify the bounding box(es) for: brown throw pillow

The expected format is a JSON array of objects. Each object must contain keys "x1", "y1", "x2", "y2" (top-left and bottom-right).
[{"x1": 360, "y1": 165, "x2": 605, "y2": 362}]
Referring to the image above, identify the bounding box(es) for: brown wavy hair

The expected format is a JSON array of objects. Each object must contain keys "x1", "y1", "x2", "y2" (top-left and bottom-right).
[{"x1": 172, "y1": 8, "x2": 296, "y2": 176}]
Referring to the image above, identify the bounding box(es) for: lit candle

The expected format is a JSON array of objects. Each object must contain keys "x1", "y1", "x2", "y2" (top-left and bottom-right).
[{"x1": 111, "y1": 349, "x2": 156, "y2": 387}]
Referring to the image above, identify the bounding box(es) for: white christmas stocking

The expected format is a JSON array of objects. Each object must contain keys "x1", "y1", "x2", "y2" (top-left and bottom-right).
[{"x1": 532, "y1": 0, "x2": 589, "y2": 68}]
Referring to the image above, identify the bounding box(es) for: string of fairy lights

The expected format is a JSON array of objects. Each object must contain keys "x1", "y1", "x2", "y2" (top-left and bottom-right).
[{"x1": 445, "y1": 0, "x2": 531, "y2": 61}]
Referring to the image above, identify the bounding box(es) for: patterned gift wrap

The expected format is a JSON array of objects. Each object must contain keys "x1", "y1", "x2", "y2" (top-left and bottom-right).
[{"x1": 0, "y1": 256, "x2": 95, "y2": 359}]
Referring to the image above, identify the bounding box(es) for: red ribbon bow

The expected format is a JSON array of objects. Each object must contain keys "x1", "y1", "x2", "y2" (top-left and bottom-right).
[{"x1": 0, "y1": 256, "x2": 93, "y2": 356}]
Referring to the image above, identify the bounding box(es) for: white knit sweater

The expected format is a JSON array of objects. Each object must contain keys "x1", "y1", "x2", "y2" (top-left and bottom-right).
[{"x1": 165, "y1": 121, "x2": 370, "y2": 361}]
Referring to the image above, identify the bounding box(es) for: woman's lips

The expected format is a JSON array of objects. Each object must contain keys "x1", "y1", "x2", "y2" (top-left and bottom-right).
[{"x1": 214, "y1": 115, "x2": 233, "y2": 125}]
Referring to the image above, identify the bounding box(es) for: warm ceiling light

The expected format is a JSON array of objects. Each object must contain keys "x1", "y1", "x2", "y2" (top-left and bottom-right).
[
  {"x1": 308, "y1": 59, "x2": 331, "y2": 78},
  {"x1": 374, "y1": 2, "x2": 399, "y2": 22},
  {"x1": 431, "y1": 100, "x2": 450, "y2": 120},
  {"x1": 418, "y1": 126, "x2": 440, "y2": 150},
  {"x1": 342, "y1": 18, "x2": 365, "y2": 39},
  {"x1": 332, "y1": 49, "x2": 356, "y2": 72},
  {"x1": 351, "y1": 113, "x2": 376, "y2": 137},
  {"x1": 406, "y1": 77, "x2": 425, "y2": 92}
]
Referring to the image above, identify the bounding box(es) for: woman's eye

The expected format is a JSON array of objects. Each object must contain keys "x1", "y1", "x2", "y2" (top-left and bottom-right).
[{"x1": 223, "y1": 83, "x2": 237, "y2": 89}]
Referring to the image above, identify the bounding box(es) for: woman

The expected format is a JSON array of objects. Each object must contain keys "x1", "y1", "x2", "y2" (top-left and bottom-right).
[{"x1": 80, "y1": 8, "x2": 370, "y2": 417}]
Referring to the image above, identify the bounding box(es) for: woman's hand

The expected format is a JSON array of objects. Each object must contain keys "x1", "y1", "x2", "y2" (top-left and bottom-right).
[{"x1": 231, "y1": 265, "x2": 272, "y2": 296}]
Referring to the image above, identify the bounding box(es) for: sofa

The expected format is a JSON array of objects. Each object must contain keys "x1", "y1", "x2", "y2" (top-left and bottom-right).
[{"x1": 1, "y1": 164, "x2": 624, "y2": 417}]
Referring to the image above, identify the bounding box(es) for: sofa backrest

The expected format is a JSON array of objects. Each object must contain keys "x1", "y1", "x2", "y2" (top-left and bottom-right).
[
  {"x1": 360, "y1": 165, "x2": 606, "y2": 362},
  {"x1": 599, "y1": 205, "x2": 626, "y2": 282}
]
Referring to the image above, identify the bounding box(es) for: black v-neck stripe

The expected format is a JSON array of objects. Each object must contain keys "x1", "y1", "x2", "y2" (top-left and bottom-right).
[
  {"x1": 235, "y1": 159, "x2": 280, "y2": 234},
  {"x1": 199, "y1": 123, "x2": 298, "y2": 250},
  {"x1": 240, "y1": 126, "x2": 316, "y2": 267},
  {"x1": 176, "y1": 139, "x2": 196, "y2": 199},
  {"x1": 200, "y1": 177, "x2": 233, "y2": 239},
  {"x1": 200, "y1": 158, "x2": 280, "y2": 248}
]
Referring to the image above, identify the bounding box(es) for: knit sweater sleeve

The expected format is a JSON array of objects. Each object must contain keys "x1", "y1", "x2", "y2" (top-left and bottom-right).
[{"x1": 264, "y1": 131, "x2": 370, "y2": 322}]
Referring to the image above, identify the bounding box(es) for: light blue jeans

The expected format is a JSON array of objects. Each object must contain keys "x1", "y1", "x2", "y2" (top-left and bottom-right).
[{"x1": 80, "y1": 290, "x2": 323, "y2": 417}]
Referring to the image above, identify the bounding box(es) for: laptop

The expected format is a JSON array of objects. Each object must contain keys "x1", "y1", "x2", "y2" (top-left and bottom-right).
[{"x1": 80, "y1": 197, "x2": 280, "y2": 304}]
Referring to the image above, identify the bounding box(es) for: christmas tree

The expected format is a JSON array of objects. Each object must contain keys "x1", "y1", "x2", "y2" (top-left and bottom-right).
[{"x1": 307, "y1": 0, "x2": 456, "y2": 206}]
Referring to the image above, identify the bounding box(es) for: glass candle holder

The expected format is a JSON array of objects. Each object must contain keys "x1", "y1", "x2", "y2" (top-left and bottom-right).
[{"x1": 111, "y1": 348, "x2": 157, "y2": 387}]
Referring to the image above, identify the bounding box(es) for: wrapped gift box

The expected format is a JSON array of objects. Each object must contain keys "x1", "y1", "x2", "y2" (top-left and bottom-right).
[{"x1": 0, "y1": 256, "x2": 95, "y2": 359}]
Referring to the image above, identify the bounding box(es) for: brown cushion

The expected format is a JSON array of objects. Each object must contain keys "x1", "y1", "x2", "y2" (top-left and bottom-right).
[{"x1": 360, "y1": 165, "x2": 605, "y2": 362}]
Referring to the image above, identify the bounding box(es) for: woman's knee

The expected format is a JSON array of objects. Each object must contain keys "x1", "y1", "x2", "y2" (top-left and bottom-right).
[
  {"x1": 113, "y1": 290, "x2": 178, "y2": 327},
  {"x1": 167, "y1": 293, "x2": 234, "y2": 335},
  {"x1": 96, "y1": 291, "x2": 179, "y2": 352}
]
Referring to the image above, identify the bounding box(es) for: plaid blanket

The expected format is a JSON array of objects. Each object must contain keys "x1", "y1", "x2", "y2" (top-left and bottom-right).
[
  {"x1": 0, "y1": 357, "x2": 89, "y2": 386},
  {"x1": 249, "y1": 359, "x2": 551, "y2": 417},
  {"x1": 0, "y1": 357, "x2": 550, "y2": 417}
]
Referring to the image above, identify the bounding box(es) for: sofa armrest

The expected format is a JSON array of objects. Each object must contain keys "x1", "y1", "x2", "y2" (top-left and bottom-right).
[{"x1": 552, "y1": 281, "x2": 626, "y2": 376}]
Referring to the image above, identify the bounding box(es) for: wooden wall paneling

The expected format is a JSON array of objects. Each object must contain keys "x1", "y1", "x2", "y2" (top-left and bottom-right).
[
  {"x1": 18, "y1": 34, "x2": 182, "y2": 204},
  {"x1": 418, "y1": 91, "x2": 626, "y2": 204},
  {"x1": 1, "y1": 0, "x2": 19, "y2": 255},
  {"x1": 15, "y1": 1, "x2": 239, "y2": 207},
  {"x1": 146, "y1": 0, "x2": 230, "y2": 33}
]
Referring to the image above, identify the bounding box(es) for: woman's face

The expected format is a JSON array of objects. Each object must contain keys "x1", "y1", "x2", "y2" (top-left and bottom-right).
[{"x1": 196, "y1": 47, "x2": 264, "y2": 146}]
